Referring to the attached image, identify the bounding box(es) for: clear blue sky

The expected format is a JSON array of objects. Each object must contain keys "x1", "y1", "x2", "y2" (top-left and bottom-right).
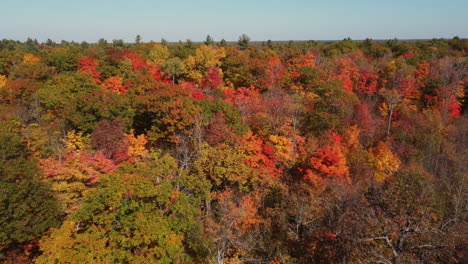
[{"x1": 1, "y1": 0, "x2": 467, "y2": 42}]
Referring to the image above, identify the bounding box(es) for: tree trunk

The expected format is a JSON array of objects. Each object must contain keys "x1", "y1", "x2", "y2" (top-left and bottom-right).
[{"x1": 386, "y1": 106, "x2": 394, "y2": 136}]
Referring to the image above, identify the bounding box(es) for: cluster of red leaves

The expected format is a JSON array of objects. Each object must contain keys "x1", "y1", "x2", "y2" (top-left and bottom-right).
[
  {"x1": 239, "y1": 131, "x2": 282, "y2": 183},
  {"x1": 200, "y1": 66, "x2": 224, "y2": 89},
  {"x1": 223, "y1": 86, "x2": 261, "y2": 122},
  {"x1": 446, "y1": 96, "x2": 462, "y2": 119},
  {"x1": 83, "y1": 151, "x2": 120, "y2": 184},
  {"x1": 402, "y1": 52, "x2": 415, "y2": 59},
  {"x1": 172, "y1": 81, "x2": 214, "y2": 101},
  {"x1": 287, "y1": 51, "x2": 318, "y2": 86},
  {"x1": 414, "y1": 61, "x2": 430, "y2": 88},
  {"x1": 333, "y1": 58, "x2": 359, "y2": 93},
  {"x1": 262, "y1": 56, "x2": 284, "y2": 90},
  {"x1": 357, "y1": 70, "x2": 378, "y2": 95},
  {"x1": 123, "y1": 52, "x2": 166, "y2": 82},
  {"x1": 399, "y1": 78, "x2": 419, "y2": 99},
  {"x1": 191, "y1": 89, "x2": 207, "y2": 100},
  {"x1": 305, "y1": 132, "x2": 350, "y2": 184},
  {"x1": 295, "y1": 51, "x2": 317, "y2": 69},
  {"x1": 40, "y1": 150, "x2": 118, "y2": 186},
  {"x1": 78, "y1": 57, "x2": 101, "y2": 84}
]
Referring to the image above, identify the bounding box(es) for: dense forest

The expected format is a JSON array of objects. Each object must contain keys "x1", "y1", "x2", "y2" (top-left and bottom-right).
[{"x1": 0, "y1": 35, "x2": 467, "y2": 264}]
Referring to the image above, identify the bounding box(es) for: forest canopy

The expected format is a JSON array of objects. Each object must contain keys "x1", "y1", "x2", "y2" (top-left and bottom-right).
[{"x1": 0, "y1": 36, "x2": 467, "y2": 264}]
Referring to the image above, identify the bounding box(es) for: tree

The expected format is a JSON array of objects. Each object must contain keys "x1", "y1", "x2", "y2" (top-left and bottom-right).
[
  {"x1": 23, "y1": 53, "x2": 41, "y2": 64},
  {"x1": 162, "y1": 57, "x2": 185, "y2": 84},
  {"x1": 77, "y1": 57, "x2": 101, "y2": 83},
  {"x1": 220, "y1": 47, "x2": 255, "y2": 88},
  {"x1": 331, "y1": 58, "x2": 359, "y2": 93},
  {"x1": 129, "y1": 79, "x2": 201, "y2": 143},
  {"x1": 379, "y1": 59, "x2": 416, "y2": 136},
  {"x1": 112, "y1": 39, "x2": 125, "y2": 48},
  {"x1": 0, "y1": 75, "x2": 6, "y2": 89},
  {"x1": 368, "y1": 141, "x2": 401, "y2": 182},
  {"x1": 37, "y1": 72, "x2": 129, "y2": 133},
  {"x1": 357, "y1": 69, "x2": 378, "y2": 95},
  {"x1": 200, "y1": 66, "x2": 224, "y2": 89},
  {"x1": 183, "y1": 45, "x2": 226, "y2": 82},
  {"x1": 432, "y1": 58, "x2": 466, "y2": 122},
  {"x1": 90, "y1": 119, "x2": 128, "y2": 160},
  {"x1": 135, "y1": 34, "x2": 142, "y2": 44},
  {"x1": 126, "y1": 129, "x2": 149, "y2": 158},
  {"x1": 203, "y1": 190, "x2": 263, "y2": 264},
  {"x1": 2, "y1": 36, "x2": 468, "y2": 264},
  {"x1": 380, "y1": 88, "x2": 402, "y2": 136},
  {"x1": 360, "y1": 168, "x2": 453, "y2": 264},
  {"x1": 45, "y1": 38, "x2": 57, "y2": 46},
  {"x1": 192, "y1": 143, "x2": 253, "y2": 191},
  {"x1": 43, "y1": 48, "x2": 79, "y2": 73},
  {"x1": 267, "y1": 39, "x2": 273, "y2": 49},
  {"x1": 304, "y1": 80, "x2": 359, "y2": 133},
  {"x1": 263, "y1": 56, "x2": 284, "y2": 90},
  {"x1": 39, "y1": 130, "x2": 119, "y2": 213},
  {"x1": 102, "y1": 76, "x2": 128, "y2": 94},
  {"x1": 37, "y1": 169, "x2": 207, "y2": 263},
  {"x1": 305, "y1": 132, "x2": 350, "y2": 184},
  {"x1": 238, "y1": 34, "x2": 250, "y2": 50},
  {"x1": 148, "y1": 43, "x2": 170, "y2": 65},
  {"x1": 0, "y1": 125, "x2": 60, "y2": 259},
  {"x1": 238, "y1": 131, "x2": 282, "y2": 185},
  {"x1": 219, "y1": 39, "x2": 227, "y2": 47},
  {"x1": 205, "y1": 112, "x2": 237, "y2": 146},
  {"x1": 204, "y1": 35, "x2": 215, "y2": 45}
]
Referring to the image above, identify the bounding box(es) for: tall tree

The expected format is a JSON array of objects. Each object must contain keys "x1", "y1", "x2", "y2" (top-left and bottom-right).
[
  {"x1": 204, "y1": 35, "x2": 215, "y2": 45},
  {"x1": 135, "y1": 34, "x2": 142, "y2": 44},
  {"x1": 238, "y1": 34, "x2": 250, "y2": 50},
  {"x1": 0, "y1": 125, "x2": 60, "y2": 260}
]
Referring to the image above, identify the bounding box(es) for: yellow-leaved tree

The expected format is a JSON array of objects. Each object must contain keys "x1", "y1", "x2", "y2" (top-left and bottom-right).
[
  {"x1": 23, "y1": 53, "x2": 41, "y2": 64},
  {"x1": 368, "y1": 141, "x2": 401, "y2": 182},
  {"x1": 184, "y1": 44, "x2": 226, "y2": 82},
  {"x1": 148, "y1": 43, "x2": 170, "y2": 65},
  {"x1": 126, "y1": 129, "x2": 149, "y2": 157},
  {"x1": 0, "y1": 75, "x2": 6, "y2": 89},
  {"x1": 268, "y1": 134, "x2": 295, "y2": 166}
]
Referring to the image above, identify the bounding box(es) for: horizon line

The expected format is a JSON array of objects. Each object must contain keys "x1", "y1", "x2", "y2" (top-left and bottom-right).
[{"x1": 1, "y1": 36, "x2": 466, "y2": 44}]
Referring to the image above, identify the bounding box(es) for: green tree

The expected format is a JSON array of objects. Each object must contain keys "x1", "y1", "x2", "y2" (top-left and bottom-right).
[
  {"x1": 162, "y1": 57, "x2": 185, "y2": 84},
  {"x1": 0, "y1": 125, "x2": 60, "y2": 259},
  {"x1": 135, "y1": 34, "x2": 142, "y2": 44},
  {"x1": 37, "y1": 153, "x2": 209, "y2": 263},
  {"x1": 37, "y1": 72, "x2": 134, "y2": 133},
  {"x1": 204, "y1": 35, "x2": 215, "y2": 45},
  {"x1": 238, "y1": 34, "x2": 250, "y2": 50},
  {"x1": 42, "y1": 48, "x2": 79, "y2": 73},
  {"x1": 219, "y1": 38, "x2": 227, "y2": 47},
  {"x1": 112, "y1": 39, "x2": 126, "y2": 48},
  {"x1": 267, "y1": 39, "x2": 273, "y2": 49}
]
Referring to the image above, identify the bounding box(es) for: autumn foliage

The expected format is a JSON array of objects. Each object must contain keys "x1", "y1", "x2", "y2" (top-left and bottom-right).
[{"x1": 0, "y1": 37, "x2": 467, "y2": 264}]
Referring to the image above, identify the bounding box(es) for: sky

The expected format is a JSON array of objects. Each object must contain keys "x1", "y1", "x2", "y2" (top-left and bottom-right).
[{"x1": 1, "y1": 0, "x2": 467, "y2": 42}]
